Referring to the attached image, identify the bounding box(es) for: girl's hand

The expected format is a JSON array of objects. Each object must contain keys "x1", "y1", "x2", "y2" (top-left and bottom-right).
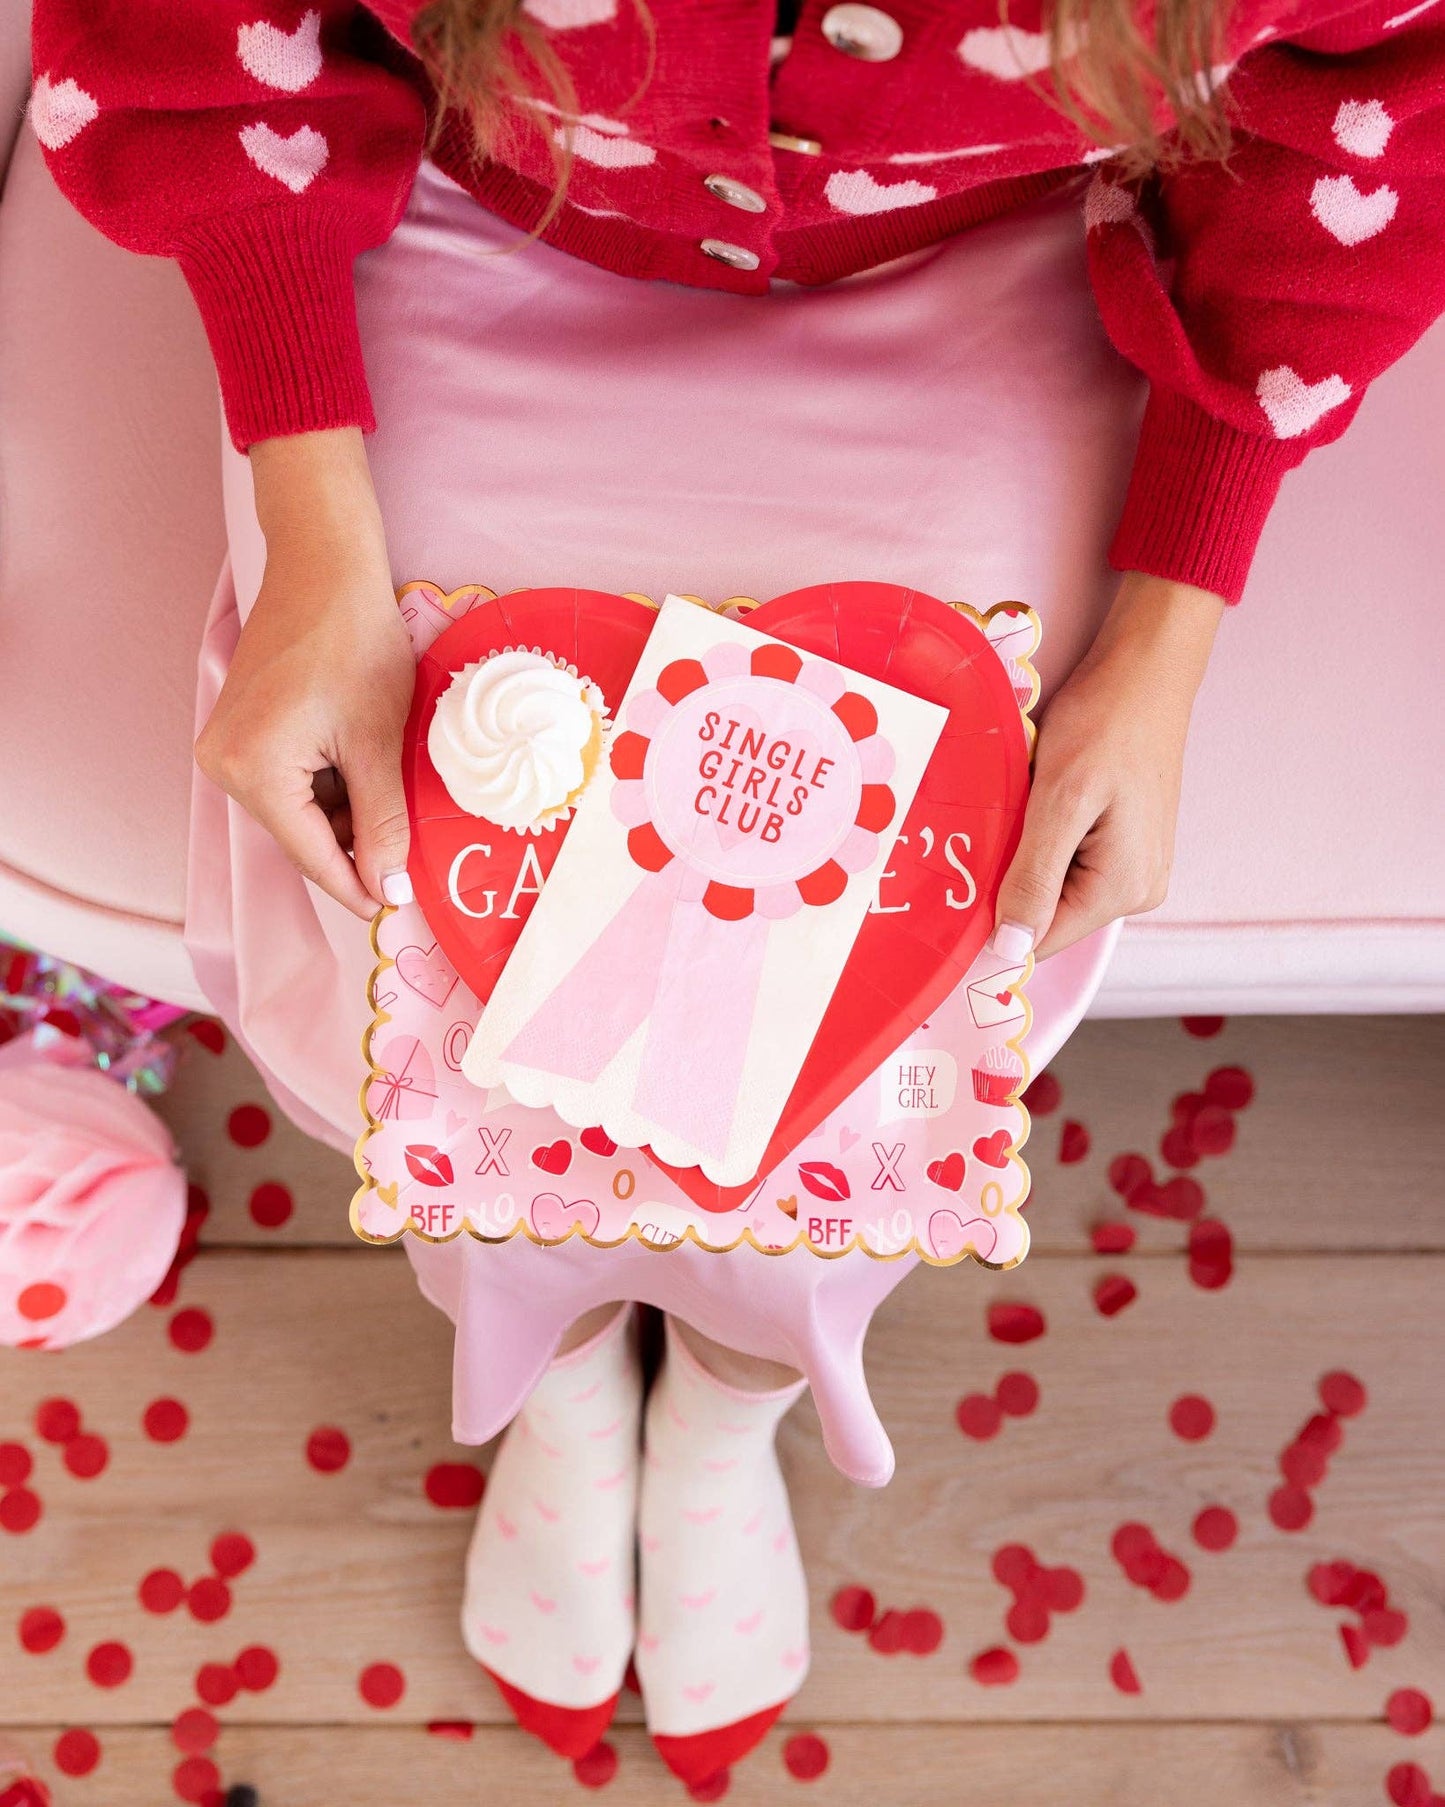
[
  {"x1": 194, "y1": 429, "x2": 415, "y2": 920},
  {"x1": 990, "y1": 572, "x2": 1226, "y2": 962}
]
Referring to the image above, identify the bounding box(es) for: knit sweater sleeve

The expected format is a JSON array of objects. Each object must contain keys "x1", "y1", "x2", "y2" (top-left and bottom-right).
[
  {"x1": 1087, "y1": 0, "x2": 1445, "y2": 603},
  {"x1": 29, "y1": 2, "x2": 427, "y2": 449}
]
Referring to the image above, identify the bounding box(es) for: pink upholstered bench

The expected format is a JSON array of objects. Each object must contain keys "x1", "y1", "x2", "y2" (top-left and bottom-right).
[{"x1": 2, "y1": 27, "x2": 1441, "y2": 1020}]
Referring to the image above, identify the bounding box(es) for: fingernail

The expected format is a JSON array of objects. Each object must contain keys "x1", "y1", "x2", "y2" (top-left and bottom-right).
[
  {"x1": 989, "y1": 920, "x2": 1034, "y2": 964},
  {"x1": 381, "y1": 870, "x2": 414, "y2": 907}
]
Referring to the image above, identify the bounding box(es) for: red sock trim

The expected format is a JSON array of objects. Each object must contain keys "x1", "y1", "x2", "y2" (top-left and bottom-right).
[
  {"x1": 482, "y1": 1666, "x2": 620, "y2": 1760},
  {"x1": 651, "y1": 1700, "x2": 788, "y2": 1785}
]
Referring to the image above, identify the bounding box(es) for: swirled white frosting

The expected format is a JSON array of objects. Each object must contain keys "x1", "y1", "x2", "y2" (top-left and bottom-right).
[{"x1": 428, "y1": 650, "x2": 601, "y2": 831}]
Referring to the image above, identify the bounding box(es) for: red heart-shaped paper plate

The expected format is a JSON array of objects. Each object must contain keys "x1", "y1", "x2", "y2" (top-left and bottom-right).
[{"x1": 402, "y1": 582, "x2": 1030, "y2": 1215}]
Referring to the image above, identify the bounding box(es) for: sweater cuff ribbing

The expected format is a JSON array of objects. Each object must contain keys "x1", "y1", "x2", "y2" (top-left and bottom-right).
[
  {"x1": 1109, "y1": 387, "x2": 1306, "y2": 605},
  {"x1": 174, "y1": 207, "x2": 375, "y2": 452}
]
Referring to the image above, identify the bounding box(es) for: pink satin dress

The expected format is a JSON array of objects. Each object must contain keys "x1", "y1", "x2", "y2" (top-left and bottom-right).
[{"x1": 191, "y1": 162, "x2": 1134, "y2": 1486}]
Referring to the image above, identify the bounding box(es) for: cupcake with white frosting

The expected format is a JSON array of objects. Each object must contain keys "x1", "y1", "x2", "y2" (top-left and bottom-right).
[{"x1": 427, "y1": 648, "x2": 606, "y2": 833}]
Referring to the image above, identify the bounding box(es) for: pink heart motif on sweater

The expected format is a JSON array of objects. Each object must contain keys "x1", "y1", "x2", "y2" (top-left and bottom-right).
[
  {"x1": 236, "y1": 11, "x2": 324, "y2": 92},
  {"x1": 239, "y1": 122, "x2": 329, "y2": 194},
  {"x1": 395, "y1": 941, "x2": 459, "y2": 1010},
  {"x1": 530, "y1": 1193, "x2": 601, "y2": 1241}
]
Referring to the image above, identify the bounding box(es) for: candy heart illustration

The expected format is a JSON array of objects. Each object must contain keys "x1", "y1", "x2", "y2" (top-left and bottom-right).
[
  {"x1": 239, "y1": 121, "x2": 329, "y2": 194},
  {"x1": 580, "y1": 1125, "x2": 618, "y2": 1157},
  {"x1": 530, "y1": 1192, "x2": 601, "y2": 1240},
  {"x1": 973, "y1": 1129, "x2": 1012, "y2": 1168},
  {"x1": 404, "y1": 584, "x2": 1029, "y2": 1217},
  {"x1": 395, "y1": 941, "x2": 458, "y2": 1010},
  {"x1": 531, "y1": 1138, "x2": 573, "y2": 1175},
  {"x1": 926, "y1": 1151, "x2": 966, "y2": 1191},
  {"x1": 929, "y1": 1208, "x2": 998, "y2": 1262},
  {"x1": 236, "y1": 10, "x2": 324, "y2": 92}
]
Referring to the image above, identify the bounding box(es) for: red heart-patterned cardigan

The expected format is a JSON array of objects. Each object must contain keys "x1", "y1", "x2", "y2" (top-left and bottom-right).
[{"x1": 28, "y1": 0, "x2": 1445, "y2": 601}]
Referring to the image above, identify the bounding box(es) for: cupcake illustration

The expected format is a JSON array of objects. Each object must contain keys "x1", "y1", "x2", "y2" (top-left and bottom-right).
[{"x1": 972, "y1": 1044, "x2": 1024, "y2": 1107}]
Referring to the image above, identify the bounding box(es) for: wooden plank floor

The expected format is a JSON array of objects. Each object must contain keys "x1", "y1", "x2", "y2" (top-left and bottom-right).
[{"x1": 3, "y1": 1014, "x2": 1443, "y2": 1805}]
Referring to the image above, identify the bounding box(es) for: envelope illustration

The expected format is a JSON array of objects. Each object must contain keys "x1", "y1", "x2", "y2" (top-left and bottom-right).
[{"x1": 967, "y1": 963, "x2": 1027, "y2": 1029}]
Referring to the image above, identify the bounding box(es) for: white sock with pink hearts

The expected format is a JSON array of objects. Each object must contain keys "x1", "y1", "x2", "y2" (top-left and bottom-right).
[
  {"x1": 461, "y1": 1304, "x2": 641, "y2": 1760},
  {"x1": 636, "y1": 1317, "x2": 810, "y2": 1788}
]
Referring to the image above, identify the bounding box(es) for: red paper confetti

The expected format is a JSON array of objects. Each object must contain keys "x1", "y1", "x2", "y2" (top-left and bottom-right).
[
  {"x1": 185, "y1": 1018, "x2": 226, "y2": 1054},
  {"x1": 1091, "y1": 1221, "x2": 1136, "y2": 1255},
  {"x1": 970, "y1": 1646, "x2": 1020, "y2": 1686},
  {"x1": 0, "y1": 1444, "x2": 32, "y2": 1486},
  {"x1": 172, "y1": 1755, "x2": 221, "y2": 1803},
  {"x1": 1058, "y1": 1120, "x2": 1090, "y2": 1164},
  {"x1": 210, "y1": 1532, "x2": 255, "y2": 1579},
  {"x1": 1006, "y1": 1599, "x2": 1050, "y2": 1644},
  {"x1": 1112, "y1": 1524, "x2": 1191, "y2": 1601},
  {"x1": 195, "y1": 1663, "x2": 240, "y2": 1707},
  {"x1": 187, "y1": 1577, "x2": 232, "y2": 1624},
  {"x1": 1107, "y1": 1154, "x2": 1152, "y2": 1201},
  {"x1": 143, "y1": 1399, "x2": 190, "y2": 1444},
  {"x1": 0, "y1": 1489, "x2": 41, "y2": 1534},
  {"x1": 85, "y1": 1641, "x2": 133, "y2": 1688},
  {"x1": 898, "y1": 1609, "x2": 945, "y2": 1655},
  {"x1": 35, "y1": 1399, "x2": 80, "y2": 1444},
  {"x1": 1387, "y1": 1764, "x2": 1434, "y2": 1807},
  {"x1": 1040, "y1": 1567, "x2": 1086, "y2": 1613},
  {"x1": 1341, "y1": 1623, "x2": 1370, "y2": 1670},
  {"x1": 63, "y1": 1433, "x2": 109, "y2": 1480},
  {"x1": 1364, "y1": 1608, "x2": 1409, "y2": 1648},
  {"x1": 1094, "y1": 1274, "x2": 1137, "y2": 1317},
  {"x1": 574, "y1": 1742, "x2": 619, "y2": 1788},
  {"x1": 1319, "y1": 1371, "x2": 1368, "y2": 1418},
  {"x1": 172, "y1": 1709, "x2": 219, "y2": 1754},
  {"x1": 955, "y1": 1393, "x2": 1003, "y2": 1440},
  {"x1": 140, "y1": 1569, "x2": 186, "y2": 1614},
  {"x1": 1022, "y1": 1072, "x2": 1062, "y2": 1114},
  {"x1": 867, "y1": 1610, "x2": 907, "y2": 1655},
  {"x1": 1189, "y1": 1105, "x2": 1236, "y2": 1157},
  {"x1": 359, "y1": 1661, "x2": 405, "y2": 1708},
  {"x1": 248, "y1": 1181, "x2": 294, "y2": 1229},
  {"x1": 829, "y1": 1585, "x2": 876, "y2": 1633},
  {"x1": 1182, "y1": 1016, "x2": 1225, "y2": 1037},
  {"x1": 783, "y1": 1733, "x2": 831, "y2": 1780},
  {"x1": 424, "y1": 1463, "x2": 486, "y2": 1508},
  {"x1": 1268, "y1": 1484, "x2": 1314, "y2": 1532},
  {"x1": 427, "y1": 1722, "x2": 475, "y2": 1739},
  {"x1": 1204, "y1": 1066, "x2": 1254, "y2": 1109},
  {"x1": 987, "y1": 1301, "x2": 1045, "y2": 1345},
  {"x1": 227, "y1": 1103, "x2": 271, "y2": 1148},
  {"x1": 169, "y1": 1308, "x2": 214, "y2": 1353},
  {"x1": 1386, "y1": 1690, "x2": 1433, "y2": 1737},
  {"x1": 235, "y1": 1644, "x2": 280, "y2": 1692},
  {"x1": 993, "y1": 1545, "x2": 1039, "y2": 1592},
  {"x1": 1187, "y1": 1218, "x2": 1234, "y2": 1290},
  {"x1": 1169, "y1": 1395, "x2": 1216, "y2": 1441},
  {"x1": 1280, "y1": 1442, "x2": 1328, "y2": 1489},
  {"x1": 1109, "y1": 1649, "x2": 1143, "y2": 1694},
  {"x1": 687, "y1": 1775, "x2": 730, "y2": 1802},
  {"x1": 306, "y1": 1427, "x2": 351, "y2": 1473},
  {"x1": 1308, "y1": 1561, "x2": 1355, "y2": 1606},
  {"x1": 53, "y1": 1730, "x2": 101, "y2": 1777},
  {"x1": 995, "y1": 1372, "x2": 1040, "y2": 1418},
  {"x1": 1299, "y1": 1413, "x2": 1344, "y2": 1455},
  {"x1": 1192, "y1": 1507, "x2": 1238, "y2": 1552},
  {"x1": 19, "y1": 1606, "x2": 65, "y2": 1654}
]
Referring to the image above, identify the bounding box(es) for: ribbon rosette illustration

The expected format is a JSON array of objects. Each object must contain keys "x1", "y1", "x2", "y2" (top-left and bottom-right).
[{"x1": 463, "y1": 599, "x2": 948, "y2": 1189}]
